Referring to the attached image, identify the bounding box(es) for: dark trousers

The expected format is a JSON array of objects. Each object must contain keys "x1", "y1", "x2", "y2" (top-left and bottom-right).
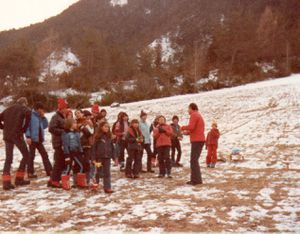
[
  {"x1": 153, "y1": 139, "x2": 158, "y2": 159},
  {"x1": 126, "y1": 148, "x2": 142, "y2": 176},
  {"x1": 28, "y1": 142, "x2": 52, "y2": 175},
  {"x1": 90, "y1": 158, "x2": 111, "y2": 189},
  {"x1": 141, "y1": 144, "x2": 153, "y2": 171},
  {"x1": 50, "y1": 147, "x2": 65, "y2": 182},
  {"x1": 82, "y1": 148, "x2": 91, "y2": 173},
  {"x1": 118, "y1": 139, "x2": 127, "y2": 163},
  {"x1": 171, "y1": 138, "x2": 182, "y2": 163},
  {"x1": 3, "y1": 137, "x2": 30, "y2": 175},
  {"x1": 157, "y1": 146, "x2": 172, "y2": 176},
  {"x1": 190, "y1": 142, "x2": 204, "y2": 183},
  {"x1": 65, "y1": 152, "x2": 84, "y2": 175}
]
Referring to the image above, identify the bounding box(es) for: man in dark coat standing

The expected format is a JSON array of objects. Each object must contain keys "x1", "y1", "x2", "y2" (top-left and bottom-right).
[
  {"x1": 0, "y1": 97, "x2": 31, "y2": 190},
  {"x1": 181, "y1": 103, "x2": 206, "y2": 185},
  {"x1": 47, "y1": 98, "x2": 68, "y2": 188}
]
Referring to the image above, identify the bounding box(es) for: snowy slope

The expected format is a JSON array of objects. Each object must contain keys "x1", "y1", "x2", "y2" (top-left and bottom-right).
[{"x1": 0, "y1": 75, "x2": 299, "y2": 232}]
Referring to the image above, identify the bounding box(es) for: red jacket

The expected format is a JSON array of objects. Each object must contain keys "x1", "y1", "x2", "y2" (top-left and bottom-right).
[
  {"x1": 153, "y1": 124, "x2": 173, "y2": 148},
  {"x1": 181, "y1": 111, "x2": 205, "y2": 142},
  {"x1": 206, "y1": 128, "x2": 220, "y2": 146}
]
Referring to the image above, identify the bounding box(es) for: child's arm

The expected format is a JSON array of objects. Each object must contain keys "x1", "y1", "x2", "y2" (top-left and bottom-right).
[{"x1": 62, "y1": 133, "x2": 70, "y2": 155}]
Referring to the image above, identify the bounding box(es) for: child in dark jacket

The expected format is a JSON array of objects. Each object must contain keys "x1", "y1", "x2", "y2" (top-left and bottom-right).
[
  {"x1": 125, "y1": 119, "x2": 144, "y2": 179},
  {"x1": 206, "y1": 122, "x2": 220, "y2": 168},
  {"x1": 153, "y1": 116, "x2": 173, "y2": 178},
  {"x1": 61, "y1": 118, "x2": 86, "y2": 190},
  {"x1": 91, "y1": 121, "x2": 115, "y2": 193},
  {"x1": 170, "y1": 115, "x2": 183, "y2": 167}
]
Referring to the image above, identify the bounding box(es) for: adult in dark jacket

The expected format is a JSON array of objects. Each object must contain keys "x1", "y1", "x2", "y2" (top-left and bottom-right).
[
  {"x1": 125, "y1": 119, "x2": 144, "y2": 179},
  {"x1": 48, "y1": 98, "x2": 68, "y2": 188},
  {"x1": 0, "y1": 97, "x2": 31, "y2": 190},
  {"x1": 181, "y1": 103, "x2": 206, "y2": 185},
  {"x1": 91, "y1": 121, "x2": 115, "y2": 193},
  {"x1": 26, "y1": 102, "x2": 52, "y2": 178}
]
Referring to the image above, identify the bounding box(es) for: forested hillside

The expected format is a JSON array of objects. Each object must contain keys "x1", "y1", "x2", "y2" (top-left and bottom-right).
[{"x1": 0, "y1": 0, "x2": 299, "y2": 109}]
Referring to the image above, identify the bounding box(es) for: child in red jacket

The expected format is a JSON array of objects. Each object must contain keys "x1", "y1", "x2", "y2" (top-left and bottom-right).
[
  {"x1": 206, "y1": 122, "x2": 220, "y2": 168},
  {"x1": 153, "y1": 116, "x2": 173, "y2": 178}
]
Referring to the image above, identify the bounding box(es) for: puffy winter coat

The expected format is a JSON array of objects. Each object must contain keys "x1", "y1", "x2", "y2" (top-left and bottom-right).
[
  {"x1": 126, "y1": 127, "x2": 144, "y2": 151},
  {"x1": 49, "y1": 111, "x2": 65, "y2": 148},
  {"x1": 25, "y1": 110, "x2": 48, "y2": 143},
  {"x1": 92, "y1": 134, "x2": 114, "y2": 161},
  {"x1": 139, "y1": 121, "x2": 151, "y2": 144},
  {"x1": 206, "y1": 128, "x2": 220, "y2": 146},
  {"x1": 153, "y1": 124, "x2": 173, "y2": 148},
  {"x1": 181, "y1": 111, "x2": 205, "y2": 142},
  {"x1": 0, "y1": 104, "x2": 31, "y2": 141},
  {"x1": 62, "y1": 130, "x2": 83, "y2": 155}
]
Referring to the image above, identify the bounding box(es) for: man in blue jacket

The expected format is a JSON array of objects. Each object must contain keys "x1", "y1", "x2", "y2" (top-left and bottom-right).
[{"x1": 26, "y1": 102, "x2": 52, "y2": 178}]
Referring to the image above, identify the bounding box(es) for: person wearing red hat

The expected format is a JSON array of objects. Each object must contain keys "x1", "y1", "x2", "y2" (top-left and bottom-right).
[{"x1": 48, "y1": 98, "x2": 69, "y2": 188}]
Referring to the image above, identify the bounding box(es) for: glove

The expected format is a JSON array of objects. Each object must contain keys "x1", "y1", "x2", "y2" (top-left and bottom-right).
[{"x1": 159, "y1": 127, "x2": 166, "y2": 133}]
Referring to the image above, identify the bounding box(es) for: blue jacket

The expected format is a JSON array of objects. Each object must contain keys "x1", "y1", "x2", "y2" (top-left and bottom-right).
[
  {"x1": 139, "y1": 120, "x2": 151, "y2": 144},
  {"x1": 62, "y1": 130, "x2": 83, "y2": 155},
  {"x1": 25, "y1": 110, "x2": 48, "y2": 143}
]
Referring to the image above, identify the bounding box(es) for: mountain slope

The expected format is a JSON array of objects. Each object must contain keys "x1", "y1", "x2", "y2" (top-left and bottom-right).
[{"x1": 0, "y1": 0, "x2": 300, "y2": 101}]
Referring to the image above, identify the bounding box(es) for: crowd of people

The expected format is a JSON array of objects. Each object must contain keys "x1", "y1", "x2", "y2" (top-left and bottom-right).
[{"x1": 0, "y1": 97, "x2": 220, "y2": 193}]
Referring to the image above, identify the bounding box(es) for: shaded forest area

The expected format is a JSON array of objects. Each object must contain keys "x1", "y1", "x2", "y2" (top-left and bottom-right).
[{"x1": 0, "y1": 0, "x2": 299, "y2": 109}]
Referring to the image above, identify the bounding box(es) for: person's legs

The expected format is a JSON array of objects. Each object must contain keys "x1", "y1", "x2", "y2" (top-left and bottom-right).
[
  {"x1": 2, "y1": 140, "x2": 15, "y2": 190},
  {"x1": 144, "y1": 144, "x2": 153, "y2": 172},
  {"x1": 206, "y1": 145, "x2": 212, "y2": 166},
  {"x1": 211, "y1": 145, "x2": 218, "y2": 167},
  {"x1": 50, "y1": 147, "x2": 65, "y2": 182},
  {"x1": 176, "y1": 140, "x2": 182, "y2": 164},
  {"x1": 157, "y1": 147, "x2": 166, "y2": 176},
  {"x1": 171, "y1": 140, "x2": 176, "y2": 162},
  {"x1": 125, "y1": 149, "x2": 134, "y2": 176},
  {"x1": 36, "y1": 143, "x2": 52, "y2": 176},
  {"x1": 27, "y1": 143, "x2": 37, "y2": 175},
  {"x1": 15, "y1": 138, "x2": 30, "y2": 173},
  {"x1": 164, "y1": 147, "x2": 172, "y2": 176},
  {"x1": 190, "y1": 142, "x2": 204, "y2": 184},
  {"x1": 101, "y1": 159, "x2": 111, "y2": 190},
  {"x1": 133, "y1": 149, "x2": 142, "y2": 177},
  {"x1": 3, "y1": 140, "x2": 14, "y2": 175}
]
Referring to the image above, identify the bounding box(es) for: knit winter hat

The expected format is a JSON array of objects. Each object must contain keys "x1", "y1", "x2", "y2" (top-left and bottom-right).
[
  {"x1": 91, "y1": 104, "x2": 100, "y2": 114},
  {"x1": 58, "y1": 98, "x2": 68, "y2": 110},
  {"x1": 140, "y1": 110, "x2": 147, "y2": 118}
]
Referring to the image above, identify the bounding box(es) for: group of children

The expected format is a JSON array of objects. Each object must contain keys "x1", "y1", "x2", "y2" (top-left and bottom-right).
[{"x1": 5, "y1": 98, "x2": 220, "y2": 193}]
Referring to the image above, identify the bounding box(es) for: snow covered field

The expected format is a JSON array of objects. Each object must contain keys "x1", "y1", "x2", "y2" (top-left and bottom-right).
[{"x1": 0, "y1": 75, "x2": 299, "y2": 232}]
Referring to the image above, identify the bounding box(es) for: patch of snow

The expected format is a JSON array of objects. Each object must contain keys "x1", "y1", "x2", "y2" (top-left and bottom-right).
[
  {"x1": 110, "y1": 0, "x2": 128, "y2": 7},
  {"x1": 149, "y1": 35, "x2": 176, "y2": 62},
  {"x1": 40, "y1": 48, "x2": 80, "y2": 81},
  {"x1": 256, "y1": 62, "x2": 277, "y2": 73},
  {"x1": 49, "y1": 88, "x2": 82, "y2": 98}
]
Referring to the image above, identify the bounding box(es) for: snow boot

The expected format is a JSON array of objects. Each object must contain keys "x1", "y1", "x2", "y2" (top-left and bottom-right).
[
  {"x1": 61, "y1": 175, "x2": 71, "y2": 190},
  {"x1": 47, "y1": 179, "x2": 61, "y2": 188},
  {"x1": 104, "y1": 188, "x2": 114, "y2": 194},
  {"x1": 2, "y1": 174, "x2": 15, "y2": 190},
  {"x1": 77, "y1": 173, "x2": 88, "y2": 188},
  {"x1": 15, "y1": 171, "x2": 30, "y2": 186}
]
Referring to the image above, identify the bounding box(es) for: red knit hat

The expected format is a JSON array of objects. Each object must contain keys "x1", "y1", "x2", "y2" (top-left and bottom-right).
[
  {"x1": 58, "y1": 98, "x2": 68, "y2": 110},
  {"x1": 91, "y1": 104, "x2": 100, "y2": 114}
]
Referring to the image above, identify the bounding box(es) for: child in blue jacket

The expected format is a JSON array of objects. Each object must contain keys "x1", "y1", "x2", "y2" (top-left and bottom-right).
[
  {"x1": 91, "y1": 121, "x2": 115, "y2": 193},
  {"x1": 61, "y1": 118, "x2": 86, "y2": 190}
]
